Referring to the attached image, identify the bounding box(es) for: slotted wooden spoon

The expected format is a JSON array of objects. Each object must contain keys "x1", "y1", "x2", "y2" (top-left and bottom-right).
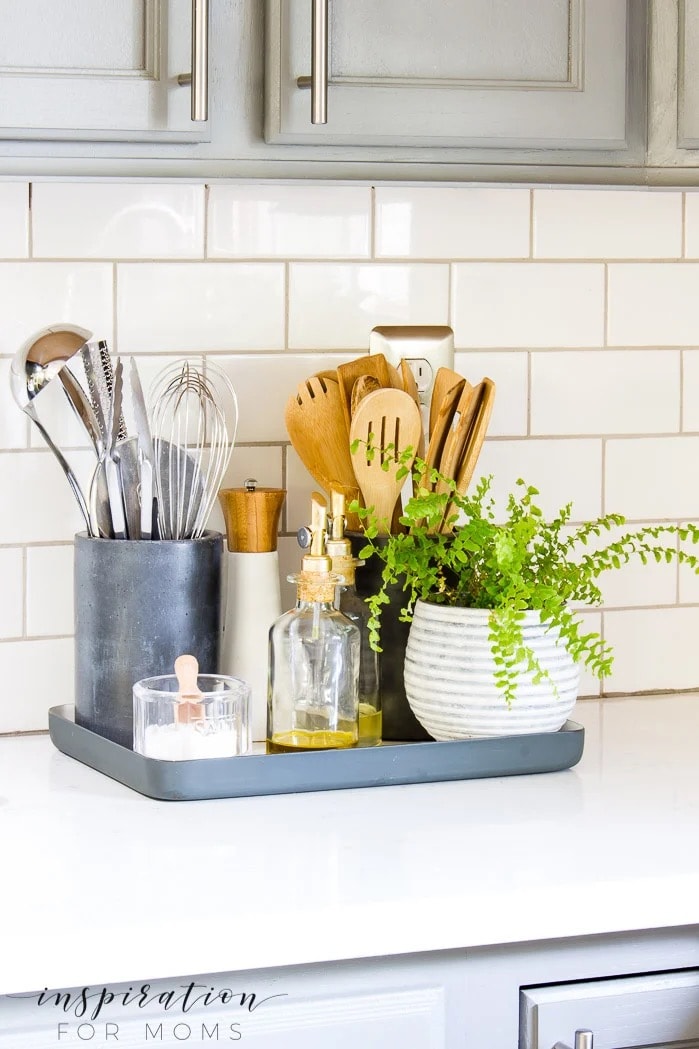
[
  {"x1": 349, "y1": 388, "x2": 422, "y2": 535},
  {"x1": 285, "y1": 375, "x2": 361, "y2": 528}
]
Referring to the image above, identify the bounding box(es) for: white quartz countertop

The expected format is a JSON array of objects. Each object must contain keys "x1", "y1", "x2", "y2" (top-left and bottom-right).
[{"x1": 1, "y1": 694, "x2": 699, "y2": 995}]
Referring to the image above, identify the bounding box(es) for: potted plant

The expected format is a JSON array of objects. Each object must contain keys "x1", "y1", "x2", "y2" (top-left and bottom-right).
[{"x1": 353, "y1": 463, "x2": 699, "y2": 739}]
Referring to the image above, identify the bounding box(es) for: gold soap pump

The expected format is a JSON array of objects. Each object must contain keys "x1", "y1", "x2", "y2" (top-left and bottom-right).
[
  {"x1": 327, "y1": 491, "x2": 382, "y2": 746},
  {"x1": 267, "y1": 492, "x2": 360, "y2": 753}
]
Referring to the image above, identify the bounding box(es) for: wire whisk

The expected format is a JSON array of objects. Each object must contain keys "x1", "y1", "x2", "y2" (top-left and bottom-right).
[{"x1": 150, "y1": 358, "x2": 238, "y2": 540}]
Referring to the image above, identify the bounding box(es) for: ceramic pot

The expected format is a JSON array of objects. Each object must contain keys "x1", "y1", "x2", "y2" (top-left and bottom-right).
[{"x1": 404, "y1": 601, "x2": 580, "y2": 739}]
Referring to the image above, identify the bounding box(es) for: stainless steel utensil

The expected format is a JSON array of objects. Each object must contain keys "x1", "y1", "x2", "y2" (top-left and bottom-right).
[
  {"x1": 10, "y1": 324, "x2": 97, "y2": 534},
  {"x1": 129, "y1": 357, "x2": 156, "y2": 540},
  {"x1": 102, "y1": 358, "x2": 127, "y2": 539},
  {"x1": 150, "y1": 358, "x2": 238, "y2": 540}
]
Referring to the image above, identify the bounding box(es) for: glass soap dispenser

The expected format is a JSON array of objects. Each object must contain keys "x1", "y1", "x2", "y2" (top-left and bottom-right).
[
  {"x1": 267, "y1": 491, "x2": 360, "y2": 753},
  {"x1": 327, "y1": 490, "x2": 382, "y2": 747}
]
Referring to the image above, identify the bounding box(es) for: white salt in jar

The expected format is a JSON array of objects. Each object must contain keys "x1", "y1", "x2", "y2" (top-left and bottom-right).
[{"x1": 133, "y1": 673, "x2": 251, "y2": 761}]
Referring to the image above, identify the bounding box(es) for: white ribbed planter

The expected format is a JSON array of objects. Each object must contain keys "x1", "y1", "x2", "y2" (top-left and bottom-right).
[{"x1": 404, "y1": 601, "x2": 580, "y2": 739}]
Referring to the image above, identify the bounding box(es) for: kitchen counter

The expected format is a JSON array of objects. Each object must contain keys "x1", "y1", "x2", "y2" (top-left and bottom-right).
[{"x1": 1, "y1": 694, "x2": 699, "y2": 995}]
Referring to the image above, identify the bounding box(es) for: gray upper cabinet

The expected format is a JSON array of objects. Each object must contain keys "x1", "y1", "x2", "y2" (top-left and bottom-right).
[
  {"x1": 649, "y1": 0, "x2": 699, "y2": 167},
  {"x1": 0, "y1": 0, "x2": 207, "y2": 143},
  {"x1": 265, "y1": 0, "x2": 648, "y2": 165}
]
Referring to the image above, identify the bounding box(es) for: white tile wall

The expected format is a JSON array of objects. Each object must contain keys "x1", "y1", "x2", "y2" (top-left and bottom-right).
[
  {"x1": 0, "y1": 183, "x2": 29, "y2": 258},
  {"x1": 2, "y1": 180, "x2": 699, "y2": 734},
  {"x1": 32, "y1": 183, "x2": 206, "y2": 259},
  {"x1": 533, "y1": 189, "x2": 683, "y2": 259},
  {"x1": 208, "y1": 185, "x2": 371, "y2": 259},
  {"x1": 452, "y1": 263, "x2": 605, "y2": 348},
  {"x1": 375, "y1": 187, "x2": 530, "y2": 259}
]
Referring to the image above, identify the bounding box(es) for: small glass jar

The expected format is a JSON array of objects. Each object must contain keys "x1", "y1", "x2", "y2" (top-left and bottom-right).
[{"x1": 133, "y1": 674, "x2": 251, "y2": 760}]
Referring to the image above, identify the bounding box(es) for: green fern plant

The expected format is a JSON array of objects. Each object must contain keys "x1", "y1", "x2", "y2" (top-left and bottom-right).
[{"x1": 352, "y1": 458, "x2": 699, "y2": 706}]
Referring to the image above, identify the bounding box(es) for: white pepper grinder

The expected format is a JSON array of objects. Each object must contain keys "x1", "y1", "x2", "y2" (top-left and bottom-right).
[{"x1": 218, "y1": 479, "x2": 286, "y2": 742}]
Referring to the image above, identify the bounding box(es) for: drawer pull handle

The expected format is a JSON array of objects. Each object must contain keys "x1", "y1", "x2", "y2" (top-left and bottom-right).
[
  {"x1": 177, "y1": 0, "x2": 209, "y2": 122},
  {"x1": 554, "y1": 1030, "x2": 593, "y2": 1049},
  {"x1": 296, "y1": 0, "x2": 328, "y2": 124}
]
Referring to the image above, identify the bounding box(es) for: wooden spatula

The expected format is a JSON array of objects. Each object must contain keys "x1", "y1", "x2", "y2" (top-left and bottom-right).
[
  {"x1": 285, "y1": 375, "x2": 361, "y2": 528},
  {"x1": 440, "y1": 377, "x2": 496, "y2": 534},
  {"x1": 337, "y1": 354, "x2": 392, "y2": 434},
  {"x1": 429, "y1": 367, "x2": 466, "y2": 439},
  {"x1": 423, "y1": 376, "x2": 465, "y2": 480},
  {"x1": 349, "y1": 388, "x2": 422, "y2": 535},
  {"x1": 435, "y1": 380, "x2": 478, "y2": 497}
]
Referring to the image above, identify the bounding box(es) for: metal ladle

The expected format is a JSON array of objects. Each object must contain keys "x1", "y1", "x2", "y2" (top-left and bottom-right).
[{"x1": 10, "y1": 324, "x2": 99, "y2": 534}]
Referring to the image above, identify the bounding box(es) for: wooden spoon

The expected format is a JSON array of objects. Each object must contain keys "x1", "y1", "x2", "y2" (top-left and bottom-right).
[
  {"x1": 349, "y1": 388, "x2": 422, "y2": 535},
  {"x1": 351, "y1": 374, "x2": 381, "y2": 416},
  {"x1": 337, "y1": 353, "x2": 392, "y2": 434},
  {"x1": 285, "y1": 375, "x2": 361, "y2": 528},
  {"x1": 400, "y1": 358, "x2": 425, "y2": 460}
]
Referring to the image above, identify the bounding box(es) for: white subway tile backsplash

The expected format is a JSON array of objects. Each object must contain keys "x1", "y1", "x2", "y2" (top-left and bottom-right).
[
  {"x1": 591, "y1": 523, "x2": 678, "y2": 609},
  {"x1": 605, "y1": 437, "x2": 699, "y2": 520},
  {"x1": 681, "y1": 192, "x2": 699, "y2": 259},
  {"x1": 375, "y1": 187, "x2": 530, "y2": 259},
  {"x1": 25, "y1": 545, "x2": 74, "y2": 637},
  {"x1": 32, "y1": 183, "x2": 205, "y2": 259},
  {"x1": 0, "y1": 262, "x2": 113, "y2": 357},
  {"x1": 531, "y1": 350, "x2": 680, "y2": 436},
  {"x1": 608, "y1": 263, "x2": 699, "y2": 346},
  {"x1": 679, "y1": 531, "x2": 699, "y2": 604},
  {"x1": 474, "y1": 438, "x2": 603, "y2": 523},
  {"x1": 454, "y1": 351, "x2": 528, "y2": 436},
  {"x1": 682, "y1": 350, "x2": 699, "y2": 432},
  {"x1": 0, "y1": 450, "x2": 94, "y2": 544},
  {"x1": 533, "y1": 189, "x2": 682, "y2": 259},
  {"x1": 214, "y1": 354, "x2": 355, "y2": 442},
  {"x1": 28, "y1": 374, "x2": 93, "y2": 451},
  {"x1": 0, "y1": 549, "x2": 23, "y2": 638},
  {"x1": 208, "y1": 185, "x2": 371, "y2": 259},
  {"x1": 452, "y1": 263, "x2": 605, "y2": 348},
  {"x1": 116, "y1": 263, "x2": 285, "y2": 354},
  {"x1": 288, "y1": 263, "x2": 449, "y2": 350},
  {"x1": 0, "y1": 361, "x2": 28, "y2": 449},
  {"x1": 576, "y1": 611, "x2": 602, "y2": 698},
  {"x1": 0, "y1": 638, "x2": 74, "y2": 732},
  {"x1": 0, "y1": 183, "x2": 29, "y2": 258},
  {"x1": 1, "y1": 178, "x2": 699, "y2": 731},
  {"x1": 603, "y1": 608, "x2": 699, "y2": 693}
]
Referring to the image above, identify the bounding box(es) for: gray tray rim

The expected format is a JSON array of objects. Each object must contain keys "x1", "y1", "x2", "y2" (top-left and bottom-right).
[{"x1": 48, "y1": 704, "x2": 584, "y2": 803}]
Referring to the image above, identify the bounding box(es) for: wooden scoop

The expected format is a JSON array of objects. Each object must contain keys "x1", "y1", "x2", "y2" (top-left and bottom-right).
[
  {"x1": 349, "y1": 388, "x2": 422, "y2": 535},
  {"x1": 285, "y1": 374, "x2": 361, "y2": 529},
  {"x1": 174, "y1": 654, "x2": 204, "y2": 725}
]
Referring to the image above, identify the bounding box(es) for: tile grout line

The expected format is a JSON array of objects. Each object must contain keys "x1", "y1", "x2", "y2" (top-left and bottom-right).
[
  {"x1": 370, "y1": 185, "x2": 376, "y2": 259},
  {"x1": 26, "y1": 183, "x2": 33, "y2": 258},
  {"x1": 603, "y1": 262, "x2": 609, "y2": 348},
  {"x1": 682, "y1": 192, "x2": 687, "y2": 259},
  {"x1": 284, "y1": 261, "x2": 290, "y2": 350},
  {"x1": 21, "y1": 546, "x2": 27, "y2": 639},
  {"x1": 112, "y1": 262, "x2": 118, "y2": 352},
  {"x1": 528, "y1": 189, "x2": 534, "y2": 258},
  {"x1": 526, "y1": 351, "x2": 532, "y2": 437},
  {"x1": 203, "y1": 183, "x2": 210, "y2": 259}
]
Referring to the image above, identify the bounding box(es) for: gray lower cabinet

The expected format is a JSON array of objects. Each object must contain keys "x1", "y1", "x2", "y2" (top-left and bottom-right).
[
  {"x1": 522, "y1": 970, "x2": 699, "y2": 1048},
  {"x1": 2, "y1": 929, "x2": 699, "y2": 1048},
  {"x1": 265, "y1": 0, "x2": 648, "y2": 165}
]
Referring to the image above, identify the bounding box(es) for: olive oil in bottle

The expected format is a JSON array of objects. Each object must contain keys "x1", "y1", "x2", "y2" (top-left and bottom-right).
[{"x1": 267, "y1": 492, "x2": 360, "y2": 753}]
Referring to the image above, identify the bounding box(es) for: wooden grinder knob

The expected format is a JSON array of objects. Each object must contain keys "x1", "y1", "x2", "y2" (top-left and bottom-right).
[{"x1": 218, "y1": 480, "x2": 285, "y2": 553}]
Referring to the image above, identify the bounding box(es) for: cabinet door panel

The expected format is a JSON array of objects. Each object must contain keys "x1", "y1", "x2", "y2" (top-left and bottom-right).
[
  {"x1": 0, "y1": 0, "x2": 207, "y2": 142},
  {"x1": 521, "y1": 969, "x2": 699, "y2": 1049},
  {"x1": 266, "y1": 0, "x2": 637, "y2": 152}
]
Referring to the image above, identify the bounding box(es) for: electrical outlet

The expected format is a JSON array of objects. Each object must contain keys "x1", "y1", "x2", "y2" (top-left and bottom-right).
[{"x1": 369, "y1": 325, "x2": 455, "y2": 424}]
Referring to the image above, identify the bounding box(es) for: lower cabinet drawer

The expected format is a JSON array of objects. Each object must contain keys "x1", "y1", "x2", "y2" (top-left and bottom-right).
[{"x1": 521, "y1": 969, "x2": 699, "y2": 1049}]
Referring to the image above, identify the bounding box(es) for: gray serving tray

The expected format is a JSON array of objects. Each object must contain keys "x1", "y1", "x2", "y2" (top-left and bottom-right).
[{"x1": 49, "y1": 704, "x2": 584, "y2": 802}]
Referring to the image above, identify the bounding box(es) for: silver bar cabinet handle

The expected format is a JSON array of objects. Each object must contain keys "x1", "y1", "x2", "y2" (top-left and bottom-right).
[
  {"x1": 311, "y1": 0, "x2": 328, "y2": 124},
  {"x1": 554, "y1": 1030, "x2": 594, "y2": 1049},
  {"x1": 177, "y1": 0, "x2": 209, "y2": 122}
]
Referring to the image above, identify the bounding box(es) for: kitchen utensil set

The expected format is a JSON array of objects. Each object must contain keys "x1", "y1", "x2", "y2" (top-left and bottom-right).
[
  {"x1": 285, "y1": 353, "x2": 495, "y2": 535},
  {"x1": 9, "y1": 326, "x2": 238, "y2": 541}
]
